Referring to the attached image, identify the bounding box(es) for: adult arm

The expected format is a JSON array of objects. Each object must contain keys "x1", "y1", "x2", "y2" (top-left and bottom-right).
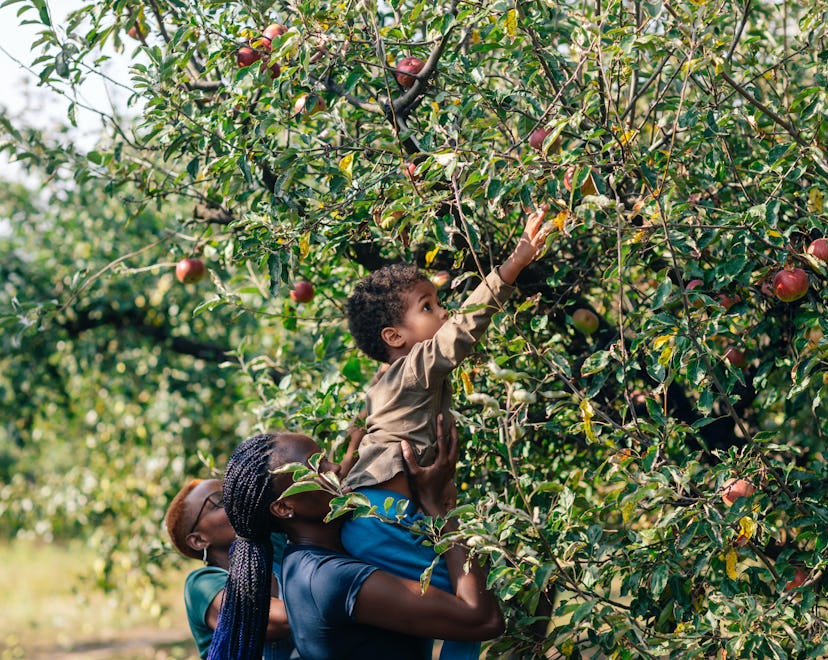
[
  {"x1": 204, "y1": 581, "x2": 290, "y2": 640},
  {"x1": 351, "y1": 420, "x2": 504, "y2": 640}
]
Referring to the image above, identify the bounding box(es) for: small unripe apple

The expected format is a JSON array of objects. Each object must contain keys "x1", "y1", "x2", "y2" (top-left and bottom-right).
[
  {"x1": 237, "y1": 46, "x2": 261, "y2": 67},
  {"x1": 290, "y1": 281, "x2": 314, "y2": 303},
  {"x1": 772, "y1": 268, "x2": 809, "y2": 302},
  {"x1": 724, "y1": 347, "x2": 747, "y2": 368},
  {"x1": 395, "y1": 56, "x2": 424, "y2": 88},
  {"x1": 293, "y1": 93, "x2": 326, "y2": 116},
  {"x1": 571, "y1": 308, "x2": 599, "y2": 335},
  {"x1": 721, "y1": 478, "x2": 755, "y2": 506},
  {"x1": 806, "y1": 238, "x2": 828, "y2": 262},
  {"x1": 430, "y1": 271, "x2": 451, "y2": 289},
  {"x1": 175, "y1": 258, "x2": 206, "y2": 284}
]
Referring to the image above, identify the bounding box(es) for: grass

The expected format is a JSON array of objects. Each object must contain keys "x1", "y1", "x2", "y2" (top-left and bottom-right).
[{"x1": 0, "y1": 538, "x2": 198, "y2": 660}]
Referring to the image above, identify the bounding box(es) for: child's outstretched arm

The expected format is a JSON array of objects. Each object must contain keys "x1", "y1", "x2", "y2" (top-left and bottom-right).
[{"x1": 498, "y1": 202, "x2": 551, "y2": 285}]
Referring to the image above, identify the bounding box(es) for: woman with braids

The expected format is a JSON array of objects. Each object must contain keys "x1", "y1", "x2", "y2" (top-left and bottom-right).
[
  {"x1": 165, "y1": 478, "x2": 295, "y2": 659},
  {"x1": 208, "y1": 418, "x2": 503, "y2": 660}
]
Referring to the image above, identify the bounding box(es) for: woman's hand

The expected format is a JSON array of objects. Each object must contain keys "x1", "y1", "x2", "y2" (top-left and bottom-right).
[{"x1": 402, "y1": 414, "x2": 459, "y2": 517}]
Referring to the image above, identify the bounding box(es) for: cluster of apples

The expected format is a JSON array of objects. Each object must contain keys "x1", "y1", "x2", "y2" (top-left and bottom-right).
[{"x1": 237, "y1": 23, "x2": 287, "y2": 78}]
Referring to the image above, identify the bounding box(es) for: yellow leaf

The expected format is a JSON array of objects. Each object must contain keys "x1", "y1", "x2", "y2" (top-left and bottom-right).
[
  {"x1": 724, "y1": 549, "x2": 739, "y2": 579},
  {"x1": 460, "y1": 371, "x2": 474, "y2": 395},
  {"x1": 618, "y1": 129, "x2": 637, "y2": 146},
  {"x1": 738, "y1": 516, "x2": 756, "y2": 541},
  {"x1": 471, "y1": 29, "x2": 481, "y2": 44},
  {"x1": 653, "y1": 334, "x2": 673, "y2": 350},
  {"x1": 552, "y1": 210, "x2": 568, "y2": 231},
  {"x1": 808, "y1": 187, "x2": 824, "y2": 213},
  {"x1": 560, "y1": 639, "x2": 574, "y2": 656},
  {"x1": 658, "y1": 344, "x2": 673, "y2": 367},
  {"x1": 425, "y1": 246, "x2": 439, "y2": 267},
  {"x1": 339, "y1": 152, "x2": 354, "y2": 179},
  {"x1": 505, "y1": 8, "x2": 517, "y2": 37},
  {"x1": 299, "y1": 232, "x2": 310, "y2": 259},
  {"x1": 767, "y1": 229, "x2": 782, "y2": 238},
  {"x1": 580, "y1": 398, "x2": 596, "y2": 443}
]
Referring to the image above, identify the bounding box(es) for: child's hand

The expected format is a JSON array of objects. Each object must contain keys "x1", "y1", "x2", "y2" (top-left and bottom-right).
[{"x1": 499, "y1": 202, "x2": 552, "y2": 284}]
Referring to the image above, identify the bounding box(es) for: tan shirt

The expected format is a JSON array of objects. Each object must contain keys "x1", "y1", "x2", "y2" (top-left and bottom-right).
[{"x1": 344, "y1": 269, "x2": 515, "y2": 490}]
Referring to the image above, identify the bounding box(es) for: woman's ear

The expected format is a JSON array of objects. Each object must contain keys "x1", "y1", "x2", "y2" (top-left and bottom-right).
[
  {"x1": 270, "y1": 499, "x2": 295, "y2": 520},
  {"x1": 186, "y1": 531, "x2": 208, "y2": 553},
  {"x1": 380, "y1": 326, "x2": 404, "y2": 348}
]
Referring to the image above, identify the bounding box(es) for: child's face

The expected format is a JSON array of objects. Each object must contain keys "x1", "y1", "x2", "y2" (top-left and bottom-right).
[{"x1": 395, "y1": 279, "x2": 449, "y2": 347}]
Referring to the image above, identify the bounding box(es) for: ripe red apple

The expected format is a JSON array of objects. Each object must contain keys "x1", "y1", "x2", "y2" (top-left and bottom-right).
[
  {"x1": 721, "y1": 478, "x2": 755, "y2": 506},
  {"x1": 403, "y1": 161, "x2": 419, "y2": 181},
  {"x1": 261, "y1": 23, "x2": 287, "y2": 51},
  {"x1": 784, "y1": 568, "x2": 808, "y2": 591},
  {"x1": 528, "y1": 128, "x2": 550, "y2": 151},
  {"x1": 772, "y1": 268, "x2": 809, "y2": 302},
  {"x1": 430, "y1": 271, "x2": 451, "y2": 290},
  {"x1": 395, "y1": 56, "x2": 424, "y2": 88},
  {"x1": 807, "y1": 238, "x2": 828, "y2": 262},
  {"x1": 717, "y1": 293, "x2": 741, "y2": 311},
  {"x1": 262, "y1": 59, "x2": 281, "y2": 78},
  {"x1": 175, "y1": 258, "x2": 206, "y2": 284},
  {"x1": 724, "y1": 347, "x2": 747, "y2": 369},
  {"x1": 237, "y1": 46, "x2": 261, "y2": 67},
  {"x1": 290, "y1": 281, "x2": 314, "y2": 303},
  {"x1": 293, "y1": 93, "x2": 326, "y2": 116},
  {"x1": 571, "y1": 308, "x2": 599, "y2": 335}
]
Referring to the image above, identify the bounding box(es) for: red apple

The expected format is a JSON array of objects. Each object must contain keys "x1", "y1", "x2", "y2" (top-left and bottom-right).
[
  {"x1": 784, "y1": 568, "x2": 808, "y2": 591},
  {"x1": 563, "y1": 166, "x2": 575, "y2": 192},
  {"x1": 807, "y1": 238, "x2": 828, "y2": 262},
  {"x1": 127, "y1": 23, "x2": 146, "y2": 40},
  {"x1": 724, "y1": 347, "x2": 747, "y2": 368},
  {"x1": 721, "y1": 478, "x2": 755, "y2": 506},
  {"x1": 528, "y1": 128, "x2": 550, "y2": 151},
  {"x1": 175, "y1": 258, "x2": 206, "y2": 284},
  {"x1": 293, "y1": 93, "x2": 326, "y2": 116},
  {"x1": 262, "y1": 59, "x2": 281, "y2": 78},
  {"x1": 773, "y1": 268, "x2": 809, "y2": 302},
  {"x1": 237, "y1": 46, "x2": 261, "y2": 67},
  {"x1": 261, "y1": 23, "x2": 287, "y2": 51},
  {"x1": 717, "y1": 293, "x2": 741, "y2": 311},
  {"x1": 395, "y1": 56, "x2": 424, "y2": 88},
  {"x1": 403, "y1": 161, "x2": 419, "y2": 181},
  {"x1": 290, "y1": 281, "x2": 314, "y2": 303},
  {"x1": 430, "y1": 271, "x2": 451, "y2": 289},
  {"x1": 571, "y1": 308, "x2": 599, "y2": 335}
]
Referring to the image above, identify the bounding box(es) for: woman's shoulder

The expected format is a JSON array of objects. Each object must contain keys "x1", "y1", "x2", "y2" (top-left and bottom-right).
[{"x1": 184, "y1": 565, "x2": 227, "y2": 589}]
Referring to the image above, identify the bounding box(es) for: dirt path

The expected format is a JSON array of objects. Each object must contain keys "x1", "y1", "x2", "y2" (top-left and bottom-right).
[{"x1": 9, "y1": 629, "x2": 196, "y2": 660}]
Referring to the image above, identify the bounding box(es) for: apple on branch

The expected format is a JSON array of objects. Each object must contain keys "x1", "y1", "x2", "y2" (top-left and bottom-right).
[
  {"x1": 176, "y1": 258, "x2": 206, "y2": 284},
  {"x1": 721, "y1": 477, "x2": 755, "y2": 506},
  {"x1": 806, "y1": 237, "x2": 828, "y2": 262},
  {"x1": 293, "y1": 93, "x2": 327, "y2": 116},
  {"x1": 571, "y1": 308, "x2": 599, "y2": 336},
  {"x1": 395, "y1": 56, "x2": 424, "y2": 88},
  {"x1": 290, "y1": 281, "x2": 314, "y2": 303},
  {"x1": 772, "y1": 267, "x2": 809, "y2": 302},
  {"x1": 528, "y1": 127, "x2": 561, "y2": 153},
  {"x1": 237, "y1": 46, "x2": 262, "y2": 67}
]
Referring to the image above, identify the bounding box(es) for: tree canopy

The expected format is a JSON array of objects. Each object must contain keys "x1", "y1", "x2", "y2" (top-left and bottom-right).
[{"x1": 1, "y1": 0, "x2": 826, "y2": 656}]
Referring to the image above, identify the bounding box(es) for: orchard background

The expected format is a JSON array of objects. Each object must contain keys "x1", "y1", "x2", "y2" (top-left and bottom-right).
[{"x1": 1, "y1": 0, "x2": 827, "y2": 657}]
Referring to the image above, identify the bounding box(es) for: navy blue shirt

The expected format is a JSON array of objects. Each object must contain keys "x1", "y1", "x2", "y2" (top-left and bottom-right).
[{"x1": 281, "y1": 544, "x2": 430, "y2": 659}]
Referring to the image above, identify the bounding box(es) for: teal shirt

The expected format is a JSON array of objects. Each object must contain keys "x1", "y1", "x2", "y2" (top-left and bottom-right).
[
  {"x1": 184, "y1": 565, "x2": 226, "y2": 658},
  {"x1": 183, "y1": 533, "x2": 292, "y2": 659}
]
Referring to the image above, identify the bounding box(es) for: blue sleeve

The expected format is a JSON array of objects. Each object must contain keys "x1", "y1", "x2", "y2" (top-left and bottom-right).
[{"x1": 308, "y1": 554, "x2": 379, "y2": 625}]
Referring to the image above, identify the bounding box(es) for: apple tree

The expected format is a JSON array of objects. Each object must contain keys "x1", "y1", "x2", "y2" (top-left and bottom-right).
[{"x1": 1, "y1": 0, "x2": 827, "y2": 655}]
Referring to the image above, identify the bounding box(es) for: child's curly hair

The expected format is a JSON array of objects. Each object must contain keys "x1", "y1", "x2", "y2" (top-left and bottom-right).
[{"x1": 346, "y1": 263, "x2": 430, "y2": 363}]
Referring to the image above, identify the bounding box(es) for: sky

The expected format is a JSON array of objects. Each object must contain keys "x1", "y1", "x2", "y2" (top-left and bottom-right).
[{"x1": 0, "y1": 1, "x2": 136, "y2": 180}]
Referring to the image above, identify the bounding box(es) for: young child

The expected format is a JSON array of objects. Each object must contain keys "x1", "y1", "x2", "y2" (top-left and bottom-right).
[{"x1": 342, "y1": 204, "x2": 550, "y2": 659}]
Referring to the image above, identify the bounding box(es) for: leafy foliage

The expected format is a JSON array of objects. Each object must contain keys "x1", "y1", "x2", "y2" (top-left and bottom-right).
[{"x1": 1, "y1": 0, "x2": 826, "y2": 655}]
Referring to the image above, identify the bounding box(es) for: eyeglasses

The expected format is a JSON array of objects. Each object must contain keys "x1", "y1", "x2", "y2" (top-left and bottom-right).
[{"x1": 189, "y1": 491, "x2": 224, "y2": 534}]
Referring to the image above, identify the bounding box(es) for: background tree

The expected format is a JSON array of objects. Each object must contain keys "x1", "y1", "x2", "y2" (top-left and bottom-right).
[{"x1": 1, "y1": 0, "x2": 826, "y2": 656}]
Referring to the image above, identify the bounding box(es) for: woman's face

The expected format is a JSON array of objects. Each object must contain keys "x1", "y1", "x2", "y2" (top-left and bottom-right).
[
  {"x1": 186, "y1": 478, "x2": 236, "y2": 550},
  {"x1": 275, "y1": 433, "x2": 343, "y2": 520}
]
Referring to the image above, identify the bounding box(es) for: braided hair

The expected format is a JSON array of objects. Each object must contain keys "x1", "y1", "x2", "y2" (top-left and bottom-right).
[
  {"x1": 346, "y1": 263, "x2": 429, "y2": 363},
  {"x1": 207, "y1": 433, "x2": 284, "y2": 660}
]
